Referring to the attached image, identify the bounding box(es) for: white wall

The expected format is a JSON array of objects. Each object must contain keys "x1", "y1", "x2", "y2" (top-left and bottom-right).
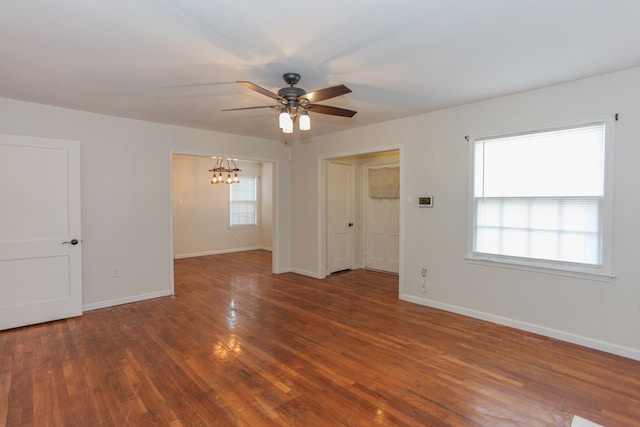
[
  {"x1": 290, "y1": 66, "x2": 640, "y2": 360},
  {"x1": 261, "y1": 162, "x2": 273, "y2": 250},
  {"x1": 173, "y1": 157, "x2": 272, "y2": 258},
  {"x1": 0, "y1": 98, "x2": 290, "y2": 310}
]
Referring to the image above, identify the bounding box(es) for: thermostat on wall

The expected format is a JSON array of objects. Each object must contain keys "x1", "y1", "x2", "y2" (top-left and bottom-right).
[{"x1": 418, "y1": 195, "x2": 433, "y2": 208}]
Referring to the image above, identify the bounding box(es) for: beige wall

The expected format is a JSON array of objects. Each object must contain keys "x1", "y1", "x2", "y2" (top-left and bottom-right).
[{"x1": 173, "y1": 156, "x2": 273, "y2": 257}]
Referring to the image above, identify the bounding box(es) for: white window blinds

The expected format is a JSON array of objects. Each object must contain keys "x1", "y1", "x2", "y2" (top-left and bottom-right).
[
  {"x1": 230, "y1": 177, "x2": 258, "y2": 226},
  {"x1": 472, "y1": 122, "x2": 606, "y2": 266}
]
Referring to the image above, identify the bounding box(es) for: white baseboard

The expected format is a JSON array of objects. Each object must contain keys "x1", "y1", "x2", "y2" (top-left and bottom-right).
[
  {"x1": 400, "y1": 294, "x2": 640, "y2": 362},
  {"x1": 83, "y1": 289, "x2": 172, "y2": 312},
  {"x1": 174, "y1": 246, "x2": 265, "y2": 259}
]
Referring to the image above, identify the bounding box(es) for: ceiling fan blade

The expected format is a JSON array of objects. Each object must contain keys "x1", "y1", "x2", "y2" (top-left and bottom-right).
[
  {"x1": 237, "y1": 81, "x2": 282, "y2": 101},
  {"x1": 307, "y1": 104, "x2": 357, "y2": 117},
  {"x1": 221, "y1": 105, "x2": 279, "y2": 111},
  {"x1": 303, "y1": 85, "x2": 352, "y2": 103}
]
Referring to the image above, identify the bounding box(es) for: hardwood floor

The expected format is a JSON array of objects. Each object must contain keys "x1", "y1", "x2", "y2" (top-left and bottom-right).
[{"x1": 1, "y1": 250, "x2": 639, "y2": 426}]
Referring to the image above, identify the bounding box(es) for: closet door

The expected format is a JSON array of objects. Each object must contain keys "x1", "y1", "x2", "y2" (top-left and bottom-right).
[
  {"x1": 0, "y1": 134, "x2": 82, "y2": 330},
  {"x1": 365, "y1": 164, "x2": 399, "y2": 273},
  {"x1": 326, "y1": 161, "x2": 355, "y2": 274}
]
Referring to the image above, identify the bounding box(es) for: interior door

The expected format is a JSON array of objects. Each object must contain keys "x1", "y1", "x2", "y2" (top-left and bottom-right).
[
  {"x1": 0, "y1": 134, "x2": 82, "y2": 330},
  {"x1": 365, "y1": 164, "x2": 400, "y2": 273},
  {"x1": 326, "y1": 161, "x2": 355, "y2": 274}
]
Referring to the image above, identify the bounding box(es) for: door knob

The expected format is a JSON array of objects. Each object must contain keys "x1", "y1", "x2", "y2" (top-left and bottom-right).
[
  {"x1": 63, "y1": 239, "x2": 79, "y2": 245},
  {"x1": 348, "y1": 222, "x2": 354, "y2": 227}
]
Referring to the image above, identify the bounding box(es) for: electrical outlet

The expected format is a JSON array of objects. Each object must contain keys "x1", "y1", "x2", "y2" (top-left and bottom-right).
[
  {"x1": 421, "y1": 267, "x2": 427, "y2": 293},
  {"x1": 111, "y1": 266, "x2": 120, "y2": 278}
]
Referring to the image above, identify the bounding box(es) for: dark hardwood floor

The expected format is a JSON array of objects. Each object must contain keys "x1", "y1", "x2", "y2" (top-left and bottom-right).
[{"x1": 1, "y1": 250, "x2": 639, "y2": 426}]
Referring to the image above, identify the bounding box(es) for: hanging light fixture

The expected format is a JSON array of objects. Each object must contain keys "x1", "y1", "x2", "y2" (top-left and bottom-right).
[
  {"x1": 222, "y1": 73, "x2": 357, "y2": 135},
  {"x1": 277, "y1": 107, "x2": 309, "y2": 134},
  {"x1": 209, "y1": 157, "x2": 241, "y2": 184}
]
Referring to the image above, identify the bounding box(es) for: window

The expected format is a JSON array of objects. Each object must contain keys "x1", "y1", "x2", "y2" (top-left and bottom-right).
[
  {"x1": 230, "y1": 177, "x2": 258, "y2": 227},
  {"x1": 469, "y1": 120, "x2": 613, "y2": 278}
]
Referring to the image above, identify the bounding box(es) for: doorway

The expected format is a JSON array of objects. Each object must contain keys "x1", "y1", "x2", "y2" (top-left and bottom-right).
[
  {"x1": 170, "y1": 153, "x2": 277, "y2": 293},
  {"x1": 324, "y1": 149, "x2": 400, "y2": 276}
]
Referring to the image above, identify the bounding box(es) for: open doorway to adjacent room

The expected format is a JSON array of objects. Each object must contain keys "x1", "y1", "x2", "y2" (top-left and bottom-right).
[{"x1": 170, "y1": 153, "x2": 276, "y2": 293}]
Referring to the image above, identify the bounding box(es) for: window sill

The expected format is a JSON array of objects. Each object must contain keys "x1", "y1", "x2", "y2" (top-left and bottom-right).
[
  {"x1": 465, "y1": 255, "x2": 614, "y2": 282},
  {"x1": 228, "y1": 224, "x2": 260, "y2": 230}
]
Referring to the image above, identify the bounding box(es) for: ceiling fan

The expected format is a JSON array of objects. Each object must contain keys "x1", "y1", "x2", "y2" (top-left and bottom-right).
[{"x1": 222, "y1": 72, "x2": 357, "y2": 133}]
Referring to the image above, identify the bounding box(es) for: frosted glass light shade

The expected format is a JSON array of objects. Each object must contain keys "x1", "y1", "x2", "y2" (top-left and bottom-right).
[
  {"x1": 299, "y1": 113, "x2": 311, "y2": 131},
  {"x1": 279, "y1": 111, "x2": 291, "y2": 129}
]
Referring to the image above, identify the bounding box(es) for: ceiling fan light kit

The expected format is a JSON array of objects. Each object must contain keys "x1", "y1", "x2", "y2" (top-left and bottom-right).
[{"x1": 222, "y1": 72, "x2": 357, "y2": 134}]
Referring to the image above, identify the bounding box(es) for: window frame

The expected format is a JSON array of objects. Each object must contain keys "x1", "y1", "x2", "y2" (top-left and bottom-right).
[
  {"x1": 466, "y1": 116, "x2": 615, "y2": 281},
  {"x1": 229, "y1": 176, "x2": 259, "y2": 228}
]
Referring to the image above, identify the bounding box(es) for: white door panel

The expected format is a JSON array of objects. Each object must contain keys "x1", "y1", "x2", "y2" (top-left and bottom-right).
[
  {"x1": 327, "y1": 161, "x2": 355, "y2": 274},
  {"x1": 0, "y1": 144, "x2": 70, "y2": 240},
  {"x1": 0, "y1": 134, "x2": 82, "y2": 330},
  {"x1": 365, "y1": 164, "x2": 400, "y2": 273}
]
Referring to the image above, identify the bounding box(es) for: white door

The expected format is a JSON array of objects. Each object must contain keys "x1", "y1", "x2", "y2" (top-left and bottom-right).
[
  {"x1": 326, "y1": 161, "x2": 355, "y2": 274},
  {"x1": 0, "y1": 134, "x2": 82, "y2": 330},
  {"x1": 365, "y1": 164, "x2": 400, "y2": 273}
]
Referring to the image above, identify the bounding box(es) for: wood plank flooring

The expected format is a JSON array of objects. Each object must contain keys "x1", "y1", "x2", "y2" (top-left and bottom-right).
[{"x1": 1, "y1": 250, "x2": 639, "y2": 426}]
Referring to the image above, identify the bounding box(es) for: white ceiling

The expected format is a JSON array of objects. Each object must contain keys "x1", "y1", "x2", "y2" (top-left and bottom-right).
[{"x1": 1, "y1": 0, "x2": 640, "y2": 142}]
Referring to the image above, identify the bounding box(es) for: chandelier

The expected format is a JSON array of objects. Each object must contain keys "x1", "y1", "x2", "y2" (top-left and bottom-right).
[{"x1": 209, "y1": 157, "x2": 241, "y2": 184}]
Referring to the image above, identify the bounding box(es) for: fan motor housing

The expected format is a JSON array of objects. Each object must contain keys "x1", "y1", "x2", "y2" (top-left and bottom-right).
[{"x1": 278, "y1": 87, "x2": 306, "y2": 105}]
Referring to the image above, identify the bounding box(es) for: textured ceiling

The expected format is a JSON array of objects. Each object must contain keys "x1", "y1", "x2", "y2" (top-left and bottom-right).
[{"x1": 1, "y1": 0, "x2": 640, "y2": 142}]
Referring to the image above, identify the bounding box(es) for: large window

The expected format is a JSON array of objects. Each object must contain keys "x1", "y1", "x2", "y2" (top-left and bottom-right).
[
  {"x1": 230, "y1": 177, "x2": 258, "y2": 227},
  {"x1": 469, "y1": 120, "x2": 613, "y2": 278}
]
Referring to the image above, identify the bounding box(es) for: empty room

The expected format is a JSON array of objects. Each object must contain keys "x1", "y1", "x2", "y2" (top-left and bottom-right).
[{"x1": 1, "y1": 1, "x2": 639, "y2": 426}]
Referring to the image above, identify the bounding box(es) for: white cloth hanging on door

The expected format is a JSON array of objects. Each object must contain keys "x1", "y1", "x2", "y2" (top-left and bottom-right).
[{"x1": 368, "y1": 167, "x2": 399, "y2": 199}]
